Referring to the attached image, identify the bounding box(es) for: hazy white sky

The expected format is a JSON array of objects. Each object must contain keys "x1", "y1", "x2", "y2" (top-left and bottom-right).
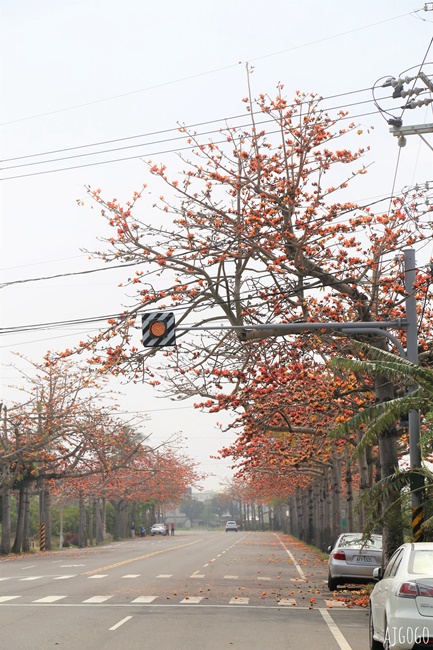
[{"x1": 1, "y1": 1, "x2": 432, "y2": 490}]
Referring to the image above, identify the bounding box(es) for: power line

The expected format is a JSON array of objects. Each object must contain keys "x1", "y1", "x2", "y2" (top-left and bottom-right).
[
  {"x1": 0, "y1": 10, "x2": 414, "y2": 128},
  {"x1": 0, "y1": 107, "x2": 386, "y2": 181},
  {"x1": 1, "y1": 88, "x2": 376, "y2": 165}
]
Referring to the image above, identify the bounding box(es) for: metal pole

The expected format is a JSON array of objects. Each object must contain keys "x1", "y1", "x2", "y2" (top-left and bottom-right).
[{"x1": 405, "y1": 248, "x2": 423, "y2": 541}]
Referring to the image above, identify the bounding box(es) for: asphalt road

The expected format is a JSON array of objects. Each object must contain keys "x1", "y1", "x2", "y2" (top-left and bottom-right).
[{"x1": 0, "y1": 530, "x2": 369, "y2": 649}]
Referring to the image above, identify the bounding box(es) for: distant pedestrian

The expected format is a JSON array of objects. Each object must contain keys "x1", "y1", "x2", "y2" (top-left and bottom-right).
[
  {"x1": 170, "y1": 522, "x2": 175, "y2": 536},
  {"x1": 165, "y1": 524, "x2": 169, "y2": 536},
  {"x1": 131, "y1": 522, "x2": 136, "y2": 539},
  {"x1": 140, "y1": 526, "x2": 146, "y2": 537}
]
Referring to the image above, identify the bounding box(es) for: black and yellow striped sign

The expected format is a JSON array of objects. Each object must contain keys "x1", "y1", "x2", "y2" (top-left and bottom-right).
[{"x1": 412, "y1": 506, "x2": 424, "y2": 542}]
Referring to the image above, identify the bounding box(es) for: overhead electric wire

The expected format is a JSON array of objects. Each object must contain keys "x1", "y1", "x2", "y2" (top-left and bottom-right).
[
  {"x1": 0, "y1": 106, "x2": 387, "y2": 182},
  {"x1": 1, "y1": 87, "x2": 375, "y2": 166},
  {"x1": 0, "y1": 10, "x2": 415, "y2": 128}
]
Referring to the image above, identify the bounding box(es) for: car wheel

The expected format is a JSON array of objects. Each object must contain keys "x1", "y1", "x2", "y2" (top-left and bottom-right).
[
  {"x1": 327, "y1": 572, "x2": 339, "y2": 591},
  {"x1": 369, "y1": 606, "x2": 382, "y2": 650}
]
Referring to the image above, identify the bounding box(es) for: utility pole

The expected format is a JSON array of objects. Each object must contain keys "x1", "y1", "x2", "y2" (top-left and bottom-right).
[{"x1": 405, "y1": 249, "x2": 424, "y2": 541}]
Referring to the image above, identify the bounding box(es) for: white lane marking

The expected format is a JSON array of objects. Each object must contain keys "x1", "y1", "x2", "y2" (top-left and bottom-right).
[
  {"x1": 319, "y1": 608, "x2": 354, "y2": 650},
  {"x1": 131, "y1": 596, "x2": 158, "y2": 603},
  {"x1": 88, "y1": 575, "x2": 108, "y2": 579},
  {"x1": 33, "y1": 596, "x2": 67, "y2": 603},
  {"x1": 190, "y1": 574, "x2": 205, "y2": 579},
  {"x1": 61, "y1": 564, "x2": 85, "y2": 568},
  {"x1": 83, "y1": 596, "x2": 112, "y2": 603},
  {"x1": 285, "y1": 549, "x2": 307, "y2": 580},
  {"x1": 274, "y1": 533, "x2": 307, "y2": 580},
  {"x1": 21, "y1": 565, "x2": 36, "y2": 570},
  {"x1": 54, "y1": 575, "x2": 76, "y2": 580},
  {"x1": 224, "y1": 575, "x2": 238, "y2": 579},
  {"x1": 229, "y1": 597, "x2": 249, "y2": 605},
  {"x1": 109, "y1": 616, "x2": 132, "y2": 631},
  {"x1": 291, "y1": 578, "x2": 307, "y2": 582},
  {"x1": 0, "y1": 578, "x2": 11, "y2": 581},
  {"x1": 156, "y1": 574, "x2": 172, "y2": 578},
  {"x1": 122, "y1": 574, "x2": 140, "y2": 579},
  {"x1": 20, "y1": 577, "x2": 42, "y2": 581},
  {"x1": 0, "y1": 596, "x2": 20, "y2": 602},
  {"x1": 278, "y1": 598, "x2": 297, "y2": 606},
  {"x1": 180, "y1": 597, "x2": 203, "y2": 604},
  {"x1": 257, "y1": 577, "x2": 271, "y2": 581}
]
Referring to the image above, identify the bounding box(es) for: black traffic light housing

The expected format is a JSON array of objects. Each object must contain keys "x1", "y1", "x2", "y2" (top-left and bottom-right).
[{"x1": 142, "y1": 312, "x2": 176, "y2": 347}]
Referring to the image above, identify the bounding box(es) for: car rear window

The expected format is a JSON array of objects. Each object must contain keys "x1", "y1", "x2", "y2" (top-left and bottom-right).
[{"x1": 410, "y1": 551, "x2": 433, "y2": 574}]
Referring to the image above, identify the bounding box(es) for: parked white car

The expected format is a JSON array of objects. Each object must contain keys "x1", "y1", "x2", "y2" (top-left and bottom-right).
[{"x1": 369, "y1": 542, "x2": 433, "y2": 650}]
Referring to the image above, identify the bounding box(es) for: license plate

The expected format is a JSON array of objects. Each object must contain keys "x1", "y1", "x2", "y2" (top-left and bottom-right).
[{"x1": 354, "y1": 556, "x2": 374, "y2": 563}]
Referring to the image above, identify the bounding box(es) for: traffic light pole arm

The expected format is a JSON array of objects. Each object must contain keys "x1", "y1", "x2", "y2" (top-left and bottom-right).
[{"x1": 176, "y1": 319, "x2": 408, "y2": 348}]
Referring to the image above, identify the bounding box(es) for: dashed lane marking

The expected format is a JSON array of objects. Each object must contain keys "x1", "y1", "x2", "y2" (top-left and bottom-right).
[
  {"x1": 88, "y1": 574, "x2": 108, "y2": 579},
  {"x1": 224, "y1": 575, "x2": 238, "y2": 579},
  {"x1": 83, "y1": 596, "x2": 112, "y2": 604},
  {"x1": 109, "y1": 616, "x2": 132, "y2": 631},
  {"x1": 157, "y1": 574, "x2": 172, "y2": 578},
  {"x1": 122, "y1": 574, "x2": 140, "y2": 579},
  {"x1": 131, "y1": 596, "x2": 158, "y2": 603},
  {"x1": 0, "y1": 596, "x2": 20, "y2": 602},
  {"x1": 278, "y1": 598, "x2": 297, "y2": 606},
  {"x1": 180, "y1": 597, "x2": 203, "y2": 604},
  {"x1": 229, "y1": 597, "x2": 249, "y2": 605},
  {"x1": 33, "y1": 596, "x2": 67, "y2": 603}
]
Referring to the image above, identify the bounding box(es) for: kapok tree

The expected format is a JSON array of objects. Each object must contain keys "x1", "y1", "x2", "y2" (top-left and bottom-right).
[{"x1": 76, "y1": 86, "x2": 432, "y2": 561}]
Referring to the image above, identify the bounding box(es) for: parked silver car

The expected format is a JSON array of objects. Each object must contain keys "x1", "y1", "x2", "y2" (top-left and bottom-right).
[{"x1": 327, "y1": 532, "x2": 382, "y2": 591}]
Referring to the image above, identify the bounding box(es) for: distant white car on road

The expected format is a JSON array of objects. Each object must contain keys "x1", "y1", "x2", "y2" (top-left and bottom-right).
[{"x1": 225, "y1": 521, "x2": 238, "y2": 532}]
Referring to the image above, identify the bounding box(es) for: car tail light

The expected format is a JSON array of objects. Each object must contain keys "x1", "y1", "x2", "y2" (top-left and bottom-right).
[
  {"x1": 397, "y1": 582, "x2": 433, "y2": 598},
  {"x1": 397, "y1": 582, "x2": 420, "y2": 597},
  {"x1": 333, "y1": 550, "x2": 346, "y2": 561},
  {"x1": 418, "y1": 584, "x2": 433, "y2": 598}
]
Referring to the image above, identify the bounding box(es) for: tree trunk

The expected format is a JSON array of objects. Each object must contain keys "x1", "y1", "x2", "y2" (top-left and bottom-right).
[
  {"x1": 376, "y1": 373, "x2": 403, "y2": 565},
  {"x1": 345, "y1": 451, "x2": 354, "y2": 532},
  {"x1": 22, "y1": 485, "x2": 31, "y2": 553},
  {"x1": 331, "y1": 455, "x2": 342, "y2": 540},
  {"x1": 43, "y1": 488, "x2": 52, "y2": 551},
  {"x1": 12, "y1": 486, "x2": 26, "y2": 554},
  {"x1": 1, "y1": 483, "x2": 11, "y2": 554},
  {"x1": 78, "y1": 492, "x2": 87, "y2": 548},
  {"x1": 95, "y1": 498, "x2": 104, "y2": 544},
  {"x1": 89, "y1": 495, "x2": 94, "y2": 546}
]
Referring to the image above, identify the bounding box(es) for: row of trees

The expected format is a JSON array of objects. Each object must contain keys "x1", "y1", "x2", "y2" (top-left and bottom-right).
[
  {"x1": 76, "y1": 84, "x2": 432, "y2": 561},
  {"x1": 0, "y1": 354, "x2": 202, "y2": 554}
]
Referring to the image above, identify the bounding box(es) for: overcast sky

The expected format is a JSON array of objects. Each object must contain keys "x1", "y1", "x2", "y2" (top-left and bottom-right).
[{"x1": 1, "y1": 1, "x2": 432, "y2": 491}]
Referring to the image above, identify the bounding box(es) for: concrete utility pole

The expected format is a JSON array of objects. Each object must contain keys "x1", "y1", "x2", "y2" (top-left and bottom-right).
[{"x1": 405, "y1": 249, "x2": 424, "y2": 541}]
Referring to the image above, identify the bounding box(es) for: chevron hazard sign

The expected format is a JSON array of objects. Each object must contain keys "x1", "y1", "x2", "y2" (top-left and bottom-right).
[{"x1": 141, "y1": 312, "x2": 176, "y2": 347}]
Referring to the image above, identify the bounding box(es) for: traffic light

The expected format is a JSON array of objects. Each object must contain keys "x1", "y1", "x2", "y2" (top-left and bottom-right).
[{"x1": 141, "y1": 312, "x2": 176, "y2": 347}]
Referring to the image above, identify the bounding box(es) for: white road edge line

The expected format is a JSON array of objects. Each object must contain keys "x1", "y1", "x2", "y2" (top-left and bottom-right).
[
  {"x1": 319, "y1": 608, "x2": 353, "y2": 650},
  {"x1": 109, "y1": 616, "x2": 133, "y2": 631},
  {"x1": 274, "y1": 533, "x2": 307, "y2": 580}
]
